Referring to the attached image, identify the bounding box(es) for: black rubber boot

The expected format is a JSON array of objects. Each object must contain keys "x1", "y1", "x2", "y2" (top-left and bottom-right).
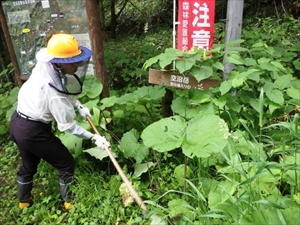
[
  {"x1": 17, "y1": 176, "x2": 34, "y2": 209},
  {"x1": 59, "y1": 177, "x2": 74, "y2": 210}
]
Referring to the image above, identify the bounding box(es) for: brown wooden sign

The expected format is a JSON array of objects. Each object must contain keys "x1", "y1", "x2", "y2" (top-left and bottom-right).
[{"x1": 149, "y1": 69, "x2": 220, "y2": 90}]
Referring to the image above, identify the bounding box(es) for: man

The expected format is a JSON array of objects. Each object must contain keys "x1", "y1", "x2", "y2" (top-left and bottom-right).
[{"x1": 9, "y1": 33, "x2": 109, "y2": 210}]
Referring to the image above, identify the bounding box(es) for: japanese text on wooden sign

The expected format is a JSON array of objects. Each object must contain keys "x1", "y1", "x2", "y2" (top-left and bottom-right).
[
  {"x1": 148, "y1": 69, "x2": 219, "y2": 90},
  {"x1": 177, "y1": 0, "x2": 215, "y2": 51}
]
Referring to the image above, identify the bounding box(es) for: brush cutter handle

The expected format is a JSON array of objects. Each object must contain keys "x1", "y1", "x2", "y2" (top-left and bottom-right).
[{"x1": 77, "y1": 101, "x2": 148, "y2": 211}]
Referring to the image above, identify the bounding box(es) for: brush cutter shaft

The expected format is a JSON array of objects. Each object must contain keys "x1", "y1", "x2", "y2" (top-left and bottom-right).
[
  {"x1": 77, "y1": 100, "x2": 147, "y2": 211},
  {"x1": 87, "y1": 115, "x2": 147, "y2": 210}
]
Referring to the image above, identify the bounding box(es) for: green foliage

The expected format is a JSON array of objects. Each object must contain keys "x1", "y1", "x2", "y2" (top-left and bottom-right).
[
  {"x1": 0, "y1": 62, "x2": 14, "y2": 79},
  {"x1": 120, "y1": 129, "x2": 149, "y2": 163},
  {"x1": 174, "y1": 164, "x2": 193, "y2": 184},
  {"x1": 83, "y1": 147, "x2": 112, "y2": 160},
  {"x1": 238, "y1": 207, "x2": 300, "y2": 225},
  {"x1": 141, "y1": 114, "x2": 229, "y2": 158},
  {"x1": 81, "y1": 74, "x2": 103, "y2": 99},
  {"x1": 1, "y1": 15, "x2": 300, "y2": 224},
  {"x1": 143, "y1": 47, "x2": 224, "y2": 82},
  {"x1": 105, "y1": 0, "x2": 173, "y2": 36},
  {"x1": 104, "y1": 31, "x2": 173, "y2": 91},
  {"x1": 0, "y1": 82, "x2": 18, "y2": 142}
]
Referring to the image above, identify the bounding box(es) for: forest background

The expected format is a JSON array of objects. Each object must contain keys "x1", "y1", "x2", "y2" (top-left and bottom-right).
[{"x1": 0, "y1": 0, "x2": 300, "y2": 224}]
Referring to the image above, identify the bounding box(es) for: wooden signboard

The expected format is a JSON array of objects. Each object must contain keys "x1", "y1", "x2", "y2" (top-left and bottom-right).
[{"x1": 149, "y1": 68, "x2": 220, "y2": 90}]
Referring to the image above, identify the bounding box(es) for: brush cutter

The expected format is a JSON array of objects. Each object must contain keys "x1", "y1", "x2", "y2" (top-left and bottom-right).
[{"x1": 77, "y1": 101, "x2": 147, "y2": 212}]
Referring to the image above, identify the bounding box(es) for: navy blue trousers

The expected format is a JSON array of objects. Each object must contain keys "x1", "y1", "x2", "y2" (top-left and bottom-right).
[{"x1": 9, "y1": 110, "x2": 75, "y2": 181}]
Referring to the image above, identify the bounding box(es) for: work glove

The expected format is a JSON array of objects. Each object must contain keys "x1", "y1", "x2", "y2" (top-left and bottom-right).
[
  {"x1": 76, "y1": 104, "x2": 91, "y2": 120},
  {"x1": 92, "y1": 134, "x2": 110, "y2": 150}
]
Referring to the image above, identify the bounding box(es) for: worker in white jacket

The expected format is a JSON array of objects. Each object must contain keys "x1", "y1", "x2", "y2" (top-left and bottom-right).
[{"x1": 9, "y1": 33, "x2": 109, "y2": 210}]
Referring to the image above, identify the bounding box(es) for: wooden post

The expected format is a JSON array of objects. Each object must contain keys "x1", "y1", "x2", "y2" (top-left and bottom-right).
[
  {"x1": 223, "y1": 0, "x2": 244, "y2": 80},
  {"x1": 0, "y1": 1, "x2": 22, "y2": 86},
  {"x1": 85, "y1": 0, "x2": 110, "y2": 99}
]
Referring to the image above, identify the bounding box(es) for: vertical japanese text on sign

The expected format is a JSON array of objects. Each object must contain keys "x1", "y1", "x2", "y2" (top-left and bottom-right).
[{"x1": 177, "y1": 0, "x2": 215, "y2": 52}]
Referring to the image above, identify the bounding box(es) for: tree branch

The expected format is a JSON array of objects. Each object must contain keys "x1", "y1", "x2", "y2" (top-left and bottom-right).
[
  {"x1": 116, "y1": 0, "x2": 130, "y2": 19},
  {"x1": 281, "y1": 0, "x2": 288, "y2": 15}
]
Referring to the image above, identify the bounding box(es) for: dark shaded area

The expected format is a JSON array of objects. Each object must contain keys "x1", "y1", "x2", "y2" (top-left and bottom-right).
[{"x1": 0, "y1": 0, "x2": 299, "y2": 82}]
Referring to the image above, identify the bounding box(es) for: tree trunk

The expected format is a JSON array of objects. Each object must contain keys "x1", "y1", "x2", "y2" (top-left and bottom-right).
[
  {"x1": 0, "y1": 25, "x2": 6, "y2": 72},
  {"x1": 85, "y1": 0, "x2": 110, "y2": 99},
  {"x1": 110, "y1": 0, "x2": 117, "y2": 39},
  {"x1": 98, "y1": 0, "x2": 106, "y2": 33},
  {"x1": 223, "y1": 0, "x2": 244, "y2": 80},
  {"x1": 110, "y1": 0, "x2": 129, "y2": 39},
  {"x1": 0, "y1": 3, "x2": 22, "y2": 86}
]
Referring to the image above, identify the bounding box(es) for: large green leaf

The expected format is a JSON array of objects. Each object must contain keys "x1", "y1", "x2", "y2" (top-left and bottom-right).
[
  {"x1": 250, "y1": 99, "x2": 260, "y2": 113},
  {"x1": 171, "y1": 97, "x2": 203, "y2": 119},
  {"x1": 247, "y1": 70, "x2": 263, "y2": 82},
  {"x1": 142, "y1": 54, "x2": 161, "y2": 70},
  {"x1": 191, "y1": 65, "x2": 213, "y2": 82},
  {"x1": 268, "y1": 101, "x2": 281, "y2": 114},
  {"x1": 159, "y1": 54, "x2": 179, "y2": 69},
  {"x1": 286, "y1": 87, "x2": 300, "y2": 100},
  {"x1": 232, "y1": 77, "x2": 245, "y2": 88},
  {"x1": 135, "y1": 85, "x2": 165, "y2": 100},
  {"x1": 213, "y1": 61, "x2": 224, "y2": 71},
  {"x1": 225, "y1": 53, "x2": 245, "y2": 65},
  {"x1": 165, "y1": 48, "x2": 183, "y2": 56},
  {"x1": 120, "y1": 129, "x2": 149, "y2": 163},
  {"x1": 141, "y1": 116, "x2": 186, "y2": 152},
  {"x1": 144, "y1": 48, "x2": 182, "y2": 69},
  {"x1": 92, "y1": 106, "x2": 101, "y2": 126},
  {"x1": 266, "y1": 89, "x2": 284, "y2": 105},
  {"x1": 117, "y1": 86, "x2": 165, "y2": 105},
  {"x1": 238, "y1": 68, "x2": 262, "y2": 84},
  {"x1": 282, "y1": 155, "x2": 300, "y2": 189},
  {"x1": 282, "y1": 51, "x2": 297, "y2": 62},
  {"x1": 226, "y1": 99, "x2": 241, "y2": 112},
  {"x1": 259, "y1": 62, "x2": 278, "y2": 71},
  {"x1": 59, "y1": 132, "x2": 83, "y2": 158},
  {"x1": 271, "y1": 61, "x2": 286, "y2": 71},
  {"x1": 238, "y1": 207, "x2": 300, "y2": 225},
  {"x1": 175, "y1": 57, "x2": 195, "y2": 74},
  {"x1": 219, "y1": 80, "x2": 232, "y2": 95},
  {"x1": 244, "y1": 57, "x2": 257, "y2": 66},
  {"x1": 168, "y1": 199, "x2": 196, "y2": 221},
  {"x1": 100, "y1": 96, "x2": 118, "y2": 110},
  {"x1": 213, "y1": 96, "x2": 227, "y2": 108},
  {"x1": 172, "y1": 90, "x2": 214, "y2": 119},
  {"x1": 133, "y1": 162, "x2": 155, "y2": 177},
  {"x1": 149, "y1": 215, "x2": 167, "y2": 225},
  {"x1": 293, "y1": 59, "x2": 300, "y2": 70},
  {"x1": 1, "y1": 95, "x2": 13, "y2": 108},
  {"x1": 0, "y1": 125, "x2": 7, "y2": 135},
  {"x1": 208, "y1": 180, "x2": 237, "y2": 209},
  {"x1": 6, "y1": 102, "x2": 17, "y2": 121},
  {"x1": 84, "y1": 147, "x2": 113, "y2": 160},
  {"x1": 81, "y1": 75, "x2": 103, "y2": 99},
  {"x1": 274, "y1": 74, "x2": 293, "y2": 90},
  {"x1": 182, "y1": 114, "x2": 229, "y2": 158},
  {"x1": 9, "y1": 86, "x2": 19, "y2": 98},
  {"x1": 257, "y1": 57, "x2": 271, "y2": 64},
  {"x1": 174, "y1": 164, "x2": 193, "y2": 183}
]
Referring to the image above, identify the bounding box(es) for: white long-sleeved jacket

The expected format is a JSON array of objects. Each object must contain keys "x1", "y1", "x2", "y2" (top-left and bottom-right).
[{"x1": 17, "y1": 61, "x2": 93, "y2": 139}]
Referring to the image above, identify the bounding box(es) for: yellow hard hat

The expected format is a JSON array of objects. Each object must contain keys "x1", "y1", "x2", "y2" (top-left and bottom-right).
[
  {"x1": 47, "y1": 34, "x2": 82, "y2": 58},
  {"x1": 36, "y1": 33, "x2": 92, "y2": 64}
]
